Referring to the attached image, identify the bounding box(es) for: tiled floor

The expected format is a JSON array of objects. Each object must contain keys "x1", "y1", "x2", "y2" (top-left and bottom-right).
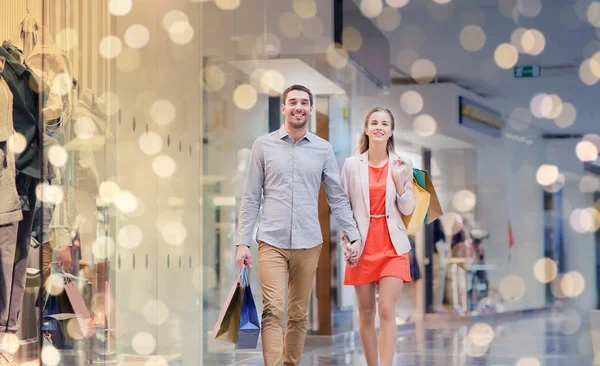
[
  {"x1": 205, "y1": 308, "x2": 596, "y2": 366},
  {"x1": 15, "y1": 308, "x2": 597, "y2": 365}
]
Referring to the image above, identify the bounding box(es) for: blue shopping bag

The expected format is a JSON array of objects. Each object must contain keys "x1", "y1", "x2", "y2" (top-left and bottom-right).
[{"x1": 235, "y1": 267, "x2": 260, "y2": 349}]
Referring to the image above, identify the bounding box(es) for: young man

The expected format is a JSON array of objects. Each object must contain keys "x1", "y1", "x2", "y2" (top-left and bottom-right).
[{"x1": 236, "y1": 85, "x2": 361, "y2": 365}]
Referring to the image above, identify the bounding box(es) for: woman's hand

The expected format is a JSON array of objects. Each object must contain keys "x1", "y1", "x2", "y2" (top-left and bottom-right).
[{"x1": 392, "y1": 159, "x2": 411, "y2": 186}]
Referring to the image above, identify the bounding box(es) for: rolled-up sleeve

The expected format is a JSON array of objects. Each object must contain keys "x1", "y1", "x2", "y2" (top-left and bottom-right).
[
  {"x1": 322, "y1": 147, "x2": 360, "y2": 242},
  {"x1": 236, "y1": 139, "x2": 264, "y2": 246}
]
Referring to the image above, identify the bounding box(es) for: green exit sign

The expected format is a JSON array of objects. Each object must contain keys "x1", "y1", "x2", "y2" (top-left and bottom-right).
[{"x1": 514, "y1": 65, "x2": 541, "y2": 78}]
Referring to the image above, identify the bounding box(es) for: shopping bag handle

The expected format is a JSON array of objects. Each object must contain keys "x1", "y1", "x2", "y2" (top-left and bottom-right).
[
  {"x1": 49, "y1": 262, "x2": 92, "y2": 285},
  {"x1": 401, "y1": 161, "x2": 416, "y2": 170},
  {"x1": 239, "y1": 266, "x2": 250, "y2": 287}
]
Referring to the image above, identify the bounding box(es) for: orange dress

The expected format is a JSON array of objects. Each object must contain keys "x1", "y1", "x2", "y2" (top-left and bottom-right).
[{"x1": 344, "y1": 162, "x2": 412, "y2": 286}]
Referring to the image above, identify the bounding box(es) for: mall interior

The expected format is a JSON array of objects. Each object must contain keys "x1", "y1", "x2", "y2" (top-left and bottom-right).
[{"x1": 0, "y1": 0, "x2": 599, "y2": 365}]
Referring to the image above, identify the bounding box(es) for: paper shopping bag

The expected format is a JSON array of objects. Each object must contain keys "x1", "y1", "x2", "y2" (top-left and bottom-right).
[
  {"x1": 64, "y1": 281, "x2": 95, "y2": 338},
  {"x1": 410, "y1": 167, "x2": 443, "y2": 224},
  {"x1": 212, "y1": 269, "x2": 245, "y2": 343},
  {"x1": 411, "y1": 168, "x2": 429, "y2": 223},
  {"x1": 401, "y1": 179, "x2": 431, "y2": 235},
  {"x1": 214, "y1": 285, "x2": 244, "y2": 343},
  {"x1": 236, "y1": 269, "x2": 260, "y2": 349},
  {"x1": 423, "y1": 170, "x2": 443, "y2": 223}
]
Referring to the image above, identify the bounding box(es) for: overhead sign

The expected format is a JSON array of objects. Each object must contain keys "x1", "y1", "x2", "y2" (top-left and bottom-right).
[
  {"x1": 459, "y1": 96, "x2": 504, "y2": 137},
  {"x1": 514, "y1": 65, "x2": 541, "y2": 78}
]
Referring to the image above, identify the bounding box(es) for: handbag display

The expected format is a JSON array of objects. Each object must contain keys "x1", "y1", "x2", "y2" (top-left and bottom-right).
[{"x1": 41, "y1": 313, "x2": 84, "y2": 349}]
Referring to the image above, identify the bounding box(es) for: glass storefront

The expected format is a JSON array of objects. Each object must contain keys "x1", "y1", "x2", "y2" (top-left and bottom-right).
[
  {"x1": 1, "y1": 0, "x2": 205, "y2": 363},
  {"x1": 1, "y1": 1, "x2": 405, "y2": 364}
]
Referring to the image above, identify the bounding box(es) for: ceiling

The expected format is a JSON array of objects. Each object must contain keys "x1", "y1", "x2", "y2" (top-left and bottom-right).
[
  {"x1": 356, "y1": 0, "x2": 599, "y2": 135},
  {"x1": 395, "y1": 130, "x2": 475, "y2": 151},
  {"x1": 230, "y1": 58, "x2": 346, "y2": 96}
]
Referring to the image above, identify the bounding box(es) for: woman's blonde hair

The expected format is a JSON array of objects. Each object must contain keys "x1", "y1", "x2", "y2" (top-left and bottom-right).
[{"x1": 358, "y1": 107, "x2": 396, "y2": 154}]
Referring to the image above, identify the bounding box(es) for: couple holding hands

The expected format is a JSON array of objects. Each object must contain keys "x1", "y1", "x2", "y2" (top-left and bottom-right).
[{"x1": 235, "y1": 84, "x2": 415, "y2": 366}]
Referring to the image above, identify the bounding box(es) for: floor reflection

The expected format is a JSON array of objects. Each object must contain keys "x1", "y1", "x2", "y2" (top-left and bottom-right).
[{"x1": 206, "y1": 309, "x2": 595, "y2": 366}]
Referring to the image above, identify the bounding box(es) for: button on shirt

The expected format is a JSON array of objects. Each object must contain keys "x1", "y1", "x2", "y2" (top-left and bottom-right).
[{"x1": 237, "y1": 126, "x2": 360, "y2": 249}]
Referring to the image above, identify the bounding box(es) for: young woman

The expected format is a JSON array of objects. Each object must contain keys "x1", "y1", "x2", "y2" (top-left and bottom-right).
[{"x1": 340, "y1": 107, "x2": 415, "y2": 366}]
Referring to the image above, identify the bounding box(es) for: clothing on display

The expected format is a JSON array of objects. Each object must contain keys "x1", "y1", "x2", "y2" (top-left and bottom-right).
[
  {"x1": 0, "y1": 18, "x2": 54, "y2": 335},
  {"x1": 0, "y1": 55, "x2": 23, "y2": 337},
  {"x1": 450, "y1": 228, "x2": 467, "y2": 258},
  {"x1": 33, "y1": 92, "x2": 77, "y2": 251},
  {"x1": 69, "y1": 89, "x2": 115, "y2": 189},
  {"x1": 0, "y1": 140, "x2": 21, "y2": 225},
  {"x1": 14, "y1": 20, "x2": 78, "y2": 250},
  {"x1": 4, "y1": 175, "x2": 39, "y2": 333},
  {"x1": 1, "y1": 41, "x2": 24, "y2": 65},
  {"x1": 0, "y1": 45, "x2": 47, "y2": 179},
  {"x1": 30, "y1": 135, "x2": 58, "y2": 246},
  {"x1": 0, "y1": 56, "x2": 22, "y2": 226},
  {"x1": 7, "y1": 12, "x2": 39, "y2": 61},
  {"x1": 0, "y1": 222, "x2": 20, "y2": 335},
  {"x1": 0, "y1": 57, "x2": 14, "y2": 142},
  {"x1": 31, "y1": 132, "x2": 75, "y2": 248},
  {"x1": 0, "y1": 7, "x2": 115, "y2": 365},
  {"x1": 26, "y1": 25, "x2": 74, "y2": 124},
  {"x1": 66, "y1": 90, "x2": 116, "y2": 261}
]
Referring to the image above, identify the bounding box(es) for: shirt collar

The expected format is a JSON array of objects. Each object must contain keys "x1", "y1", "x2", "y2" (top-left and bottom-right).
[
  {"x1": 0, "y1": 47, "x2": 25, "y2": 76},
  {"x1": 277, "y1": 125, "x2": 313, "y2": 142}
]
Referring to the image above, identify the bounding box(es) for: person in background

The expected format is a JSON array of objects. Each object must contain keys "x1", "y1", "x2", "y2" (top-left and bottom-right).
[
  {"x1": 340, "y1": 107, "x2": 415, "y2": 366},
  {"x1": 431, "y1": 219, "x2": 447, "y2": 312},
  {"x1": 235, "y1": 85, "x2": 361, "y2": 366}
]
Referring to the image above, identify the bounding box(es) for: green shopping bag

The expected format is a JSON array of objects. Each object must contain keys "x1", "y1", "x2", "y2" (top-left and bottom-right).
[
  {"x1": 405, "y1": 164, "x2": 443, "y2": 224},
  {"x1": 411, "y1": 168, "x2": 429, "y2": 224}
]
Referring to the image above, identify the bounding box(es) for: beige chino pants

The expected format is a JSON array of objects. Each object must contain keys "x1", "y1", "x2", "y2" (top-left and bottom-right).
[{"x1": 258, "y1": 241, "x2": 322, "y2": 366}]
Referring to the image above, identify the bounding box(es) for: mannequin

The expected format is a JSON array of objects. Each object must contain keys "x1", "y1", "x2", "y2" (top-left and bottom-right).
[
  {"x1": 24, "y1": 29, "x2": 79, "y2": 320},
  {"x1": 0, "y1": 56, "x2": 23, "y2": 363},
  {"x1": 68, "y1": 89, "x2": 116, "y2": 262},
  {"x1": 0, "y1": 41, "x2": 46, "y2": 345}
]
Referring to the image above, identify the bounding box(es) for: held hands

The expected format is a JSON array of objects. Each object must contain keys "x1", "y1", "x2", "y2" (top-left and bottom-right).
[
  {"x1": 236, "y1": 245, "x2": 253, "y2": 269},
  {"x1": 343, "y1": 237, "x2": 361, "y2": 267}
]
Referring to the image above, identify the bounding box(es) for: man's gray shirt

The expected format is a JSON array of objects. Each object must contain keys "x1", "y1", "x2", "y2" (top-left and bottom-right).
[{"x1": 237, "y1": 126, "x2": 360, "y2": 249}]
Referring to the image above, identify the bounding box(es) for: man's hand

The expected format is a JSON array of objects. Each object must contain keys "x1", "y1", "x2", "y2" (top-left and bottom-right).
[
  {"x1": 236, "y1": 245, "x2": 252, "y2": 269},
  {"x1": 344, "y1": 240, "x2": 361, "y2": 267},
  {"x1": 57, "y1": 246, "x2": 72, "y2": 271}
]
